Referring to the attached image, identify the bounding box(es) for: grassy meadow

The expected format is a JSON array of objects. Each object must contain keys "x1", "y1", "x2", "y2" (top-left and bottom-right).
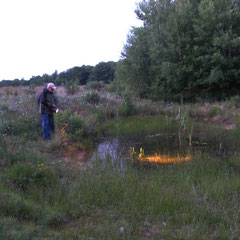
[{"x1": 1, "y1": 83, "x2": 240, "y2": 239}]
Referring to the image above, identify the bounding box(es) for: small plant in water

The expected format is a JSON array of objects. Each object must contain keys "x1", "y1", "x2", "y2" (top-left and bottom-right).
[
  {"x1": 177, "y1": 101, "x2": 194, "y2": 148},
  {"x1": 139, "y1": 148, "x2": 145, "y2": 158},
  {"x1": 129, "y1": 147, "x2": 135, "y2": 155},
  {"x1": 129, "y1": 147, "x2": 137, "y2": 159}
]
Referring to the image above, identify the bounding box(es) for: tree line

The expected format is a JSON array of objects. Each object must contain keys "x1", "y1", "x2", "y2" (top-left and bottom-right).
[
  {"x1": 116, "y1": 0, "x2": 240, "y2": 101},
  {"x1": 2, "y1": 0, "x2": 240, "y2": 102},
  {"x1": 0, "y1": 61, "x2": 117, "y2": 87}
]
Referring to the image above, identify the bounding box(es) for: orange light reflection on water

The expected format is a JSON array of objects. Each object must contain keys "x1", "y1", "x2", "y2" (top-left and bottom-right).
[{"x1": 139, "y1": 154, "x2": 191, "y2": 164}]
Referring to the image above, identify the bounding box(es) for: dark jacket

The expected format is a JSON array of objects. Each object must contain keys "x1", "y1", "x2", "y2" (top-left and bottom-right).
[{"x1": 39, "y1": 88, "x2": 56, "y2": 114}]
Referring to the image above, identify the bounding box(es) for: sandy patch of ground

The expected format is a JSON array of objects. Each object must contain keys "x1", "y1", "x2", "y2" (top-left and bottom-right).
[{"x1": 60, "y1": 143, "x2": 88, "y2": 167}]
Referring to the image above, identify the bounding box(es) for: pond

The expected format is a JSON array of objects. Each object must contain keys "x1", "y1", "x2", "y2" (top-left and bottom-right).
[
  {"x1": 89, "y1": 116, "x2": 240, "y2": 170},
  {"x1": 90, "y1": 131, "x2": 206, "y2": 169}
]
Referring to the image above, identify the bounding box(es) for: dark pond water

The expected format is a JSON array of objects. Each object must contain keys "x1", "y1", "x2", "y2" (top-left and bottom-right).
[
  {"x1": 90, "y1": 131, "x2": 207, "y2": 169},
  {"x1": 88, "y1": 114, "x2": 240, "y2": 170}
]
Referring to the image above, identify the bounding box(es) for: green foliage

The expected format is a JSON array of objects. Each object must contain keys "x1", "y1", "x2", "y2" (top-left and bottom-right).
[
  {"x1": 0, "y1": 113, "x2": 40, "y2": 140},
  {"x1": 0, "y1": 193, "x2": 38, "y2": 221},
  {"x1": 89, "y1": 61, "x2": 117, "y2": 83},
  {"x1": 56, "y1": 109, "x2": 86, "y2": 140},
  {"x1": 95, "y1": 105, "x2": 116, "y2": 123},
  {"x1": 55, "y1": 108, "x2": 72, "y2": 127},
  {"x1": 101, "y1": 116, "x2": 175, "y2": 137},
  {"x1": 67, "y1": 115, "x2": 85, "y2": 139},
  {"x1": 1, "y1": 92, "x2": 240, "y2": 238},
  {"x1": 7, "y1": 163, "x2": 57, "y2": 190},
  {"x1": 227, "y1": 95, "x2": 240, "y2": 108},
  {"x1": 3, "y1": 80, "x2": 240, "y2": 238},
  {"x1": 116, "y1": 27, "x2": 151, "y2": 98},
  {"x1": 84, "y1": 91, "x2": 101, "y2": 105},
  {"x1": 0, "y1": 115, "x2": 40, "y2": 140},
  {"x1": 64, "y1": 82, "x2": 79, "y2": 95},
  {"x1": 0, "y1": 149, "x2": 44, "y2": 167},
  {"x1": 117, "y1": 0, "x2": 240, "y2": 101},
  {"x1": 118, "y1": 91, "x2": 136, "y2": 117},
  {"x1": 105, "y1": 80, "x2": 125, "y2": 95},
  {"x1": 209, "y1": 106, "x2": 221, "y2": 118},
  {"x1": 0, "y1": 192, "x2": 58, "y2": 227},
  {"x1": 0, "y1": 62, "x2": 117, "y2": 88},
  {"x1": 136, "y1": 100, "x2": 159, "y2": 116},
  {"x1": 61, "y1": 65, "x2": 93, "y2": 85}
]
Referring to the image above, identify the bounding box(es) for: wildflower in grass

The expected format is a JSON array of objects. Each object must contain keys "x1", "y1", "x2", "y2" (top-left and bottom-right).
[{"x1": 37, "y1": 163, "x2": 48, "y2": 172}]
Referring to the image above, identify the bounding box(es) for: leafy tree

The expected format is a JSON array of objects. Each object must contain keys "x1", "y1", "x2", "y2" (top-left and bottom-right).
[
  {"x1": 192, "y1": 0, "x2": 240, "y2": 99},
  {"x1": 0, "y1": 62, "x2": 115, "y2": 87},
  {"x1": 116, "y1": 0, "x2": 240, "y2": 101},
  {"x1": 116, "y1": 27, "x2": 152, "y2": 98},
  {"x1": 89, "y1": 61, "x2": 117, "y2": 83},
  {"x1": 67, "y1": 66, "x2": 93, "y2": 85}
]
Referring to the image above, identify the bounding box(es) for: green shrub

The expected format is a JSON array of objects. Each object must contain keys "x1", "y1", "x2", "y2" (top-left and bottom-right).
[
  {"x1": 95, "y1": 104, "x2": 116, "y2": 123},
  {"x1": 209, "y1": 106, "x2": 221, "y2": 118},
  {"x1": 7, "y1": 163, "x2": 57, "y2": 190},
  {"x1": 55, "y1": 108, "x2": 72, "y2": 127},
  {"x1": 0, "y1": 115, "x2": 40, "y2": 140},
  {"x1": 227, "y1": 96, "x2": 240, "y2": 108},
  {"x1": 105, "y1": 80, "x2": 125, "y2": 94},
  {"x1": 84, "y1": 114, "x2": 98, "y2": 138},
  {"x1": 136, "y1": 100, "x2": 158, "y2": 116},
  {"x1": 7, "y1": 150, "x2": 45, "y2": 167},
  {"x1": 0, "y1": 192, "x2": 55, "y2": 225},
  {"x1": 56, "y1": 109, "x2": 86, "y2": 140},
  {"x1": 67, "y1": 115, "x2": 85, "y2": 139},
  {"x1": 2, "y1": 151, "x2": 30, "y2": 167},
  {"x1": 118, "y1": 91, "x2": 136, "y2": 117},
  {"x1": 0, "y1": 193, "x2": 35, "y2": 221},
  {"x1": 64, "y1": 83, "x2": 79, "y2": 95},
  {"x1": 0, "y1": 141, "x2": 40, "y2": 167},
  {"x1": 0, "y1": 217, "x2": 40, "y2": 239},
  {"x1": 84, "y1": 91, "x2": 101, "y2": 104}
]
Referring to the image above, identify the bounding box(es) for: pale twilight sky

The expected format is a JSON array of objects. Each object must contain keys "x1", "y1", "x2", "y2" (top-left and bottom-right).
[{"x1": 0, "y1": 0, "x2": 142, "y2": 80}]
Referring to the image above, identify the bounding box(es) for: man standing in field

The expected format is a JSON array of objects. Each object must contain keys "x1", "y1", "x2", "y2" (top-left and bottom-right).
[{"x1": 39, "y1": 83, "x2": 58, "y2": 140}]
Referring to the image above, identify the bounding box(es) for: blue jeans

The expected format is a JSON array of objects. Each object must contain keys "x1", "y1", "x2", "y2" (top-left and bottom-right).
[{"x1": 42, "y1": 114, "x2": 54, "y2": 140}]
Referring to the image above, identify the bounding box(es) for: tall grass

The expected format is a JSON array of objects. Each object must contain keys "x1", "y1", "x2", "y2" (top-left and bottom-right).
[
  {"x1": 1, "y1": 86, "x2": 240, "y2": 239},
  {"x1": 2, "y1": 155, "x2": 240, "y2": 239},
  {"x1": 100, "y1": 115, "x2": 178, "y2": 137}
]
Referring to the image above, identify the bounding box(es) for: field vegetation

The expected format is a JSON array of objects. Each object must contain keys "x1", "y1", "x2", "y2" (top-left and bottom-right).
[
  {"x1": 1, "y1": 83, "x2": 240, "y2": 239},
  {"x1": 1, "y1": 1, "x2": 240, "y2": 238}
]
